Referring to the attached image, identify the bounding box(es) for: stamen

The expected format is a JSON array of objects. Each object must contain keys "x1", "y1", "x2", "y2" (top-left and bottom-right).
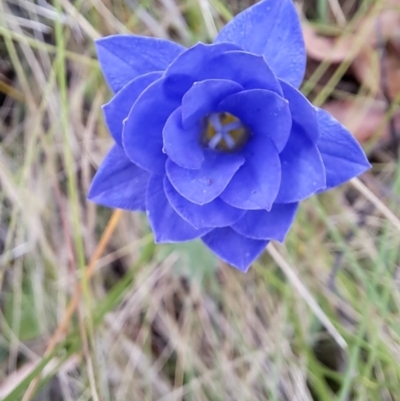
[
  {"x1": 222, "y1": 132, "x2": 235, "y2": 149},
  {"x1": 209, "y1": 113, "x2": 223, "y2": 131},
  {"x1": 202, "y1": 112, "x2": 249, "y2": 152},
  {"x1": 208, "y1": 132, "x2": 223, "y2": 149},
  {"x1": 222, "y1": 121, "x2": 243, "y2": 132}
]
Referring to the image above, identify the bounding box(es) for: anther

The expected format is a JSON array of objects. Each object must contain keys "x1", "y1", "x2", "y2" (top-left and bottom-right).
[
  {"x1": 208, "y1": 132, "x2": 223, "y2": 149},
  {"x1": 202, "y1": 112, "x2": 249, "y2": 152}
]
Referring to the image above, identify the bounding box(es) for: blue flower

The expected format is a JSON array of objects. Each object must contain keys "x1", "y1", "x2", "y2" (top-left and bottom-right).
[{"x1": 88, "y1": 0, "x2": 371, "y2": 271}]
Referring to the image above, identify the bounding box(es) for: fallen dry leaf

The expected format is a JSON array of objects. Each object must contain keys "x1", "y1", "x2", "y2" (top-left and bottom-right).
[
  {"x1": 352, "y1": 43, "x2": 400, "y2": 100},
  {"x1": 356, "y1": 8, "x2": 400, "y2": 49},
  {"x1": 351, "y1": 4, "x2": 400, "y2": 98},
  {"x1": 323, "y1": 98, "x2": 400, "y2": 143},
  {"x1": 303, "y1": 0, "x2": 400, "y2": 101},
  {"x1": 351, "y1": 46, "x2": 381, "y2": 95},
  {"x1": 385, "y1": 44, "x2": 400, "y2": 99},
  {"x1": 303, "y1": 22, "x2": 354, "y2": 63}
]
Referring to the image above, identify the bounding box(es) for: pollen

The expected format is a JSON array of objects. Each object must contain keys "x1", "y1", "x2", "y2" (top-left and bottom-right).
[{"x1": 202, "y1": 112, "x2": 250, "y2": 152}]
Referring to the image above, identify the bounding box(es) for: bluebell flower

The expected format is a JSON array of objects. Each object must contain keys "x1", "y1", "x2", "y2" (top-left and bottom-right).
[{"x1": 88, "y1": 0, "x2": 371, "y2": 271}]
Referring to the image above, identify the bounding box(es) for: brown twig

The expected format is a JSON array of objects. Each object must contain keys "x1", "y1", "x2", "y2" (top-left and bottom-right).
[{"x1": 20, "y1": 209, "x2": 123, "y2": 401}]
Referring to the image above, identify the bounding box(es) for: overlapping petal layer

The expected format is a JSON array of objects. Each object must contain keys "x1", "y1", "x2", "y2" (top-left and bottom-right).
[
  {"x1": 166, "y1": 150, "x2": 245, "y2": 205},
  {"x1": 166, "y1": 45, "x2": 283, "y2": 94},
  {"x1": 96, "y1": 35, "x2": 185, "y2": 92},
  {"x1": 103, "y1": 72, "x2": 162, "y2": 146},
  {"x1": 163, "y1": 107, "x2": 204, "y2": 169},
  {"x1": 202, "y1": 227, "x2": 269, "y2": 272},
  {"x1": 217, "y1": 89, "x2": 291, "y2": 152},
  {"x1": 164, "y1": 178, "x2": 245, "y2": 228},
  {"x1": 90, "y1": 0, "x2": 371, "y2": 272},
  {"x1": 123, "y1": 77, "x2": 183, "y2": 174},
  {"x1": 146, "y1": 175, "x2": 211, "y2": 242},
  {"x1": 165, "y1": 42, "x2": 241, "y2": 80},
  {"x1": 215, "y1": 0, "x2": 306, "y2": 87},
  {"x1": 275, "y1": 124, "x2": 326, "y2": 203},
  {"x1": 316, "y1": 108, "x2": 371, "y2": 190},
  {"x1": 232, "y1": 203, "x2": 299, "y2": 241},
  {"x1": 220, "y1": 136, "x2": 281, "y2": 210},
  {"x1": 181, "y1": 79, "x2": 243, "y2": 129},
  {"x1": 88, "y1": 145, "x2": 150, "y2": 211},
  {"x1": 279, "y1": 80, "x2": 319, "y2": 142}
]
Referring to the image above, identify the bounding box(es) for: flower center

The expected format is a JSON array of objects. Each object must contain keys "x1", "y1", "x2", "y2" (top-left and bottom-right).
[{"x1": 202, "y1": 112, "x2": 249, "y2": 152}]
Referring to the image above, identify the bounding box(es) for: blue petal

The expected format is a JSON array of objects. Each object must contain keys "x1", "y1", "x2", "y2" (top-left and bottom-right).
[
  {"x1": 217, "y1": 89, "x2": 291, "y2": 152},
  {"x1": 166, "y1": 150, "x2": 245, "y2": 205},
  {"x1": 202, "y1": 227, "x2": 268, "y2": 272},
  {"x1": 232, "y1": 202, "x2": 298, "y2": 241},
  {"x1": 215, "y1": 0, "x2": 306, "y2": 87},
  {"x1": 316, "y1": 108, "x2": 371, "y2": 190},
  {"x1": 166, "y1": 43, "x2": 282, "y2": 94},
  {"x1": 96, "y1": 35, "x2": 185, "y2": 93},
  {"x1": 280, "y1": 80, "x2": 319, "y2": 142},
  {"x1": 165, "y1": 42, "x2": 241, "y2": 79},
  {"x1": 200, "y1": 51, "x2": 283, "y2": 93},
  {"x1": 103, "y1": 72, "x2": 162, "y2": 146},
  {"x1": 146, "y1": 175, "x2": 210, "y2": 242},
  {"x1": 220, "y1": 136, "x2": 281, "y2": 210},
  {"x1": 88, "y1": 144, "x2": 150, "y2": 211},
  {"x1": 162, "y1": 107, "x2": 204, "y2": 169},
  {"x1": 164, "y1": 177, "x2": 246, "y2": 228},
  {"x1": 181, "y1": 79, "x2": 243, "y2": 129},
  {"x1": 123, "y1": 77, "x2": 184, "y2": 174},
  {"x1": 275, "y1": 124, "x2": 326, "y2": 203}
]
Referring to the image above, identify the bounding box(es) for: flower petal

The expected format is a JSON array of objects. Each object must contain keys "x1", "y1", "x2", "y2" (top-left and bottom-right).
[
  {"x1": 220, "y1": 136, "x2": 281, "y2": 210},
  {"x1": 215, "y1": 0, "x2": 306, "y2": 87},
  {"x1": 166, "y1": 43, "x2": 282, "y2": 94},
  {"x1": 123, "y1": 77, "x2": 184, "y2": 174},
  {"x1": 96, "y1": 35, "x2": 185, "y2": 93},
  {"x1": 162, "y1": 107, "x2": 204, "y2": 169},
  {"x1": 217, "y1": 89, "x2": 291, "y2": 152},
  {"x1": 201, "y1": 51, "x2": 283, "y2": 93},
  {"x1": 280, "y1": 79, "x2": 319, "y2": 142},
  {"x1": 275, "y1": 124, "x2": 326, "y2": 203},
  {"x1": 202, "y1": 227, "x2": 268, "y2": 272},
  {"x1": 164, "y1": 177, "x2": 246, "y2": 228},
  {"x1": 181, "y1": 79, "x2": 243, "y2": 129},
  {"x1": 166, "y1": 150, "x2": 245, "y2": 205},
  {"x1": 232, "y1": 202, "x2": 298, "y2": 241},
  {"x1": 146, "y1": 175, "x2": 210, "y2": 242},
  {"x1": 88, "y1": 144, "x2": 150, "y2": 211},
  {"x1": 103, "y1": 72, "x2": 162, "y2": 146},
  {"x1": 165, "y1": 42, "x2": 241, "y2": 79},
  {"x1": 316, "y1": 108, "x2": 371, "y2": 190}
]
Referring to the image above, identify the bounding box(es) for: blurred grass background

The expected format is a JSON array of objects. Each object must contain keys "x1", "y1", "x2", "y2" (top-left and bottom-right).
[{"x1": 1, "y1": 0, "x2": 400, "y2": 400}]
